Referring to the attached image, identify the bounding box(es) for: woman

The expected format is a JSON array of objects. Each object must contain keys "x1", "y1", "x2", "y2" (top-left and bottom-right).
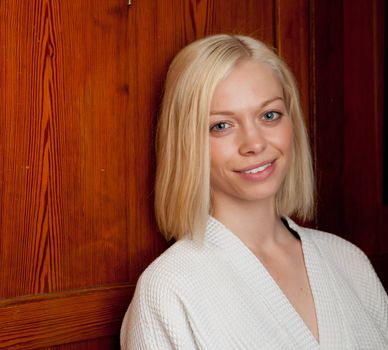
[{"x1": 121, "y1": 34, "x2": 388, "y2": 349}]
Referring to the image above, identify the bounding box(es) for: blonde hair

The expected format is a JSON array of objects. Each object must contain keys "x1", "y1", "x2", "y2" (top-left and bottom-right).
[{"x1": 155, "y1": 34, "x2": 314, "y2": 240}]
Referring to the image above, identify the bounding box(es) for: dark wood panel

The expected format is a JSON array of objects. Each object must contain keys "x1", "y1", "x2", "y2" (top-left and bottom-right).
[
  {"x1": 312, "y1": 0, "x2": 387, "y2": 289},
  {"x1": 0, "y1": 284, "x2": 132, "y2": 349},
  {"x1": 343, "y1": 0, "x2": 388, "y2": 288},
  {"x1": 343, "y1": 0, "x2": 388, "y2": 253},
  {"x1": 45, "y1": 337, "x2": 120, "y2": 350},
  {"x1": 384, "y1": 0, "x2": 388, "y2": 205},
  {"x1": 311, "y1": 0, "x2": 345, "y2": 233}
]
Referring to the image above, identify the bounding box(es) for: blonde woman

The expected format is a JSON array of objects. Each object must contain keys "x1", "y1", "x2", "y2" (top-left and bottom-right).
[{"x1": 121, "y1": 34, "x2": 388, "y2": 349}]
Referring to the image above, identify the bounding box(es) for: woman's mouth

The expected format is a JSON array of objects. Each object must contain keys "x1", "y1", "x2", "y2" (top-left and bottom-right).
[
  {"x1": 235, "y1": 160, "x2": 276, "y2": 182},
  {"x1": 241, "y1": 162, "x2": 272, "y2": 174}
]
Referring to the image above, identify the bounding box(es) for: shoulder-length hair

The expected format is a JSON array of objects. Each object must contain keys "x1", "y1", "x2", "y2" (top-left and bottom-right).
[{"x1": 155, "y1": 34, "x2": 314, "y2": 240}]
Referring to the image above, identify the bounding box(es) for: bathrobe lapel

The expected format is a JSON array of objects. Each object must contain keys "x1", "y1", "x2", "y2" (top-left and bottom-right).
[
  {"x1": 293, "y1": 220, "x2": 387, "y2": 349},
  {"x1": 294, "y1": 222, "x2": 347, "y2": 349},
  {"x1": 206, "y1": 217, "x2": 320, "y2": 349}
]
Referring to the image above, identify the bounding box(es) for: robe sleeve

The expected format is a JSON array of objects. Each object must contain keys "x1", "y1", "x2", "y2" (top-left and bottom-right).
[
  {"x1": 120, "y1": 271, "x2": 198, "y2": 350},
  {"x1": 356, "y1": 250, "x2": 388, "y2": 337}
]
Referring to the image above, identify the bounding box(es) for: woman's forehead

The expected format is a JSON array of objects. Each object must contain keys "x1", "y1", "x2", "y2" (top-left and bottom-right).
[{"x1": 210, "y1": 60, "x2": 284, "y2": 112}]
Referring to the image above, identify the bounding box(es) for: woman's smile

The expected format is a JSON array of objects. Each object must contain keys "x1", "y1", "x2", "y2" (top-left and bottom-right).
[{"x1": 235, "y1": 160, "x2": 276, "y2": 182}]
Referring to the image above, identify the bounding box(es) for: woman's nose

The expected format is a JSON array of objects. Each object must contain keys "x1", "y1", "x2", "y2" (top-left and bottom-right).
[{"x1": 238, "y1": 125, "x2": 266, "y2": 156}]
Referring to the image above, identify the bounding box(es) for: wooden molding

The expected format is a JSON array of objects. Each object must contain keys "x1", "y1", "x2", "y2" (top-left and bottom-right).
[{"x1": 0, "y1": 283, "x2": 134, "y2": 349}]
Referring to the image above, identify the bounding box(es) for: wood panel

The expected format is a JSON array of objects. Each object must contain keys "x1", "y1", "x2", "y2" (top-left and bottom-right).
[
  {"x1": 0, "y1": 0, "x2": 132, "y2": 298},
  {"x1": 0, "y1": 284, "x2": 132, "y2": 349},
  {"x1": 0, "y1": 0, "x2": 149, "y2": 348},
  {"x1": 311, "y1": 0, "x2": 345, "y2": 233},
  {"x1": 312, "y1": 0, "x2": 387, "y2": 288},
  {"x1": 343, "y1": 0, "x2": 388, "y2": 283},
  {"x1": 343, "y1": 0, "x2": 388, "y2": 251},
  {"x1": 45, "y1": 337, "x2": 119, "y2": 350},
  {"x1": 275, "y1": 0, "x2": 310, "y2": 124}
]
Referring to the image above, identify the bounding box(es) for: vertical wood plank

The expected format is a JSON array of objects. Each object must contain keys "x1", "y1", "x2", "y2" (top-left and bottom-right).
[
  {"x1": 275, "y1": 0, "x2": 310, "y2": 123},
  {"x1": 0, "y1": 0, "x2": 130, "y2": 297},
  {"x1": 343, "y1": 0, "x2": 388, "y2": 253},
  {"x1": 311, "y1": 0, "x2": 345, "y2": 234}
]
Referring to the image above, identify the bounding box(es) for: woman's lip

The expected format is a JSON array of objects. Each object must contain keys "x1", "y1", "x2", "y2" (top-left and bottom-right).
[
  {"x1": 235, "y1": 160, "x2": 275, "y2": 173},
  {"x1": 236, "y1": 161, "x2": 276, "y2": 181}
]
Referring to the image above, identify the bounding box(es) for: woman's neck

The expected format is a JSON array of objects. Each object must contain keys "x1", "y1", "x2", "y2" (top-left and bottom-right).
[{"x1": 211, "y1": 197, "x2": 291, "y2": 253}]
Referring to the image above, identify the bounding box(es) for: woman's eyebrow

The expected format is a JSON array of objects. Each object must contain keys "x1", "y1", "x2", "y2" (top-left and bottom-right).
[{"x1": 210, "y1": 96, "x2": 284, "y2": 116}]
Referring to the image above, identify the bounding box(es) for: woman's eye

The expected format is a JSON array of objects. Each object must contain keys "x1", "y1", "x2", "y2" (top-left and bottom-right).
[
  {"x1": 262, "y1": 111, "x2": 281, "y2": 121},
  {"x1": 210, "y1": 122, "x2": 231, "y2": 132}
]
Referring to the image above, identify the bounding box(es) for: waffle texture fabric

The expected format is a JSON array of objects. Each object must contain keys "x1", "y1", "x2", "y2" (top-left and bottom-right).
[{"x1": 121, "y1": 217, "x2": 388, "y2": 349}]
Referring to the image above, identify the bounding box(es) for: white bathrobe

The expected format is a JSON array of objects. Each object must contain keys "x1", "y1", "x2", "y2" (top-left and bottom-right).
[{"x1": 121, "y1": 217, "x2": 388, "y2": 349}]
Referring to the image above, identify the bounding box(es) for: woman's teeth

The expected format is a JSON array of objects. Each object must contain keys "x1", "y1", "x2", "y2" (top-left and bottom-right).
[{"x1": 243, "y1": 163, "x2": 272, "y2": 174}]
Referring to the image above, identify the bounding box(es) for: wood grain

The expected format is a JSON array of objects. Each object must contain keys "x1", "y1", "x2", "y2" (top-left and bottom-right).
[
  {"x1": 0, "y1": 284, "x2": 133, "y2": 349},
  {"x1": 275, "y1": 0, "x2": 310, "y2": 123},
  {"x1": 0, "y1": 0, "x2": 131, "y2": 297},
  {"x1": 43, "y1": 337, "x2": 120, "y2": 350}
]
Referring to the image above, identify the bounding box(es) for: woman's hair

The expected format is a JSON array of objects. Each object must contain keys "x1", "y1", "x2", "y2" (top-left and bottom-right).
[{"x1": 155, "y1": 34, "x2": 315, "y2": 240}]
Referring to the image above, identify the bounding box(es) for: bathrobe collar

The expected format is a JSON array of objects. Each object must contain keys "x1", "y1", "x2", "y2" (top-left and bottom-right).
[{"x1": 204, "y1": 216, "x2": 351, "y2": 349}]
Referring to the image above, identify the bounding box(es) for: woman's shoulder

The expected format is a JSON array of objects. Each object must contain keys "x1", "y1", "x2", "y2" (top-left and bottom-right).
[
  {"x1": 122, "y1": 239, "x2": 210, "y2": 349},
  {"x1": 305, "y1": 227, "x2": 363, "y2": 252},
  {"x1": 287, "y1": 218, "x2": 369, "y2": 262},
  {"x1": 290, "y1": 220, "x2": 382, "y2": 289},
  {"x1": 136, "y1": 237, "x2": 211, "y2": 295}
]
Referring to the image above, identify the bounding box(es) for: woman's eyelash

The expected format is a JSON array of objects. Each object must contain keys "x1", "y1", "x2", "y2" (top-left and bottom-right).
[
  {"x1": 210, "y1": 122, "x2": 231, "y2": 132},
  {"x1": 262, "y1": 111, "x2": 282, "y2": 121}
]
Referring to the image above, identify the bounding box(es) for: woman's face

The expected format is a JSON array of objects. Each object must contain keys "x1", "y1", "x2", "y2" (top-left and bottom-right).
[{"x1": 209, "y1": 60, "x2": 293, "y2": 210}]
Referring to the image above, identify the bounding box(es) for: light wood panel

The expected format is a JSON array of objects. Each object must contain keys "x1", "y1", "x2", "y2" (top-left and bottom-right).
[{"x1": 0, "y1": 0, "x2": 132, "y2": 298}]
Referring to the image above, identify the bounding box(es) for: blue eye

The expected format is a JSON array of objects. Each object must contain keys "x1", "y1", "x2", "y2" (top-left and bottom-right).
[
  {"x1": 263, "y1": 111, "x2": 281, "y2": 121},
  {"x1": 210, "y1": 122, "x2": 231, "y2": 132}
]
